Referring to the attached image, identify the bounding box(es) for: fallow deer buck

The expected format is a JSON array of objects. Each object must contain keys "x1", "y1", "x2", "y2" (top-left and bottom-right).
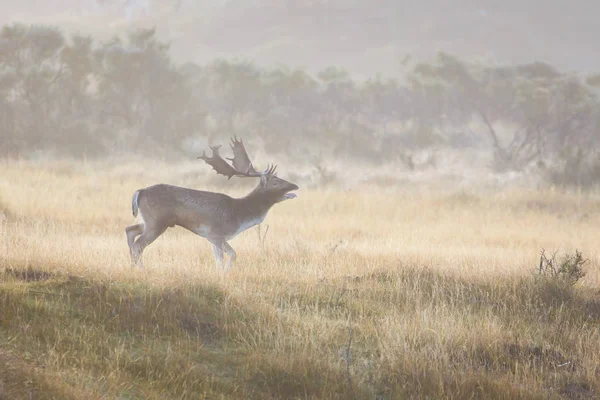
[{"x1": 125, "y1": 137, "x2": 298, "y2": 269}]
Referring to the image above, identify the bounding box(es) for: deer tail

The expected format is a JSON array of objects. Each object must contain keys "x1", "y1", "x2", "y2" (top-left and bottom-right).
[{"x1": 132, "y1": 190, "x2": 141, "y2": 218}]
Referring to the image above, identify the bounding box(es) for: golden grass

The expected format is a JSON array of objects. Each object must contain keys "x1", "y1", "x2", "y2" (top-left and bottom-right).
[{"x1": 1, "y1": 159, "x2": 599, "y2": 399}]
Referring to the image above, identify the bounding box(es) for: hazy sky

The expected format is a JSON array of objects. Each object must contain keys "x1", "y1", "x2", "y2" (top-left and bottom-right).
[{"x1": 2, "y1": 1, "x2": 597, "y2": 78}]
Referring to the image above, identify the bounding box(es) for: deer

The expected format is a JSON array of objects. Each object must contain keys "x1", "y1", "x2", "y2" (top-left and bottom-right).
[{"x1": 125, "y1": 137, "x2": 298, "y2": 270}]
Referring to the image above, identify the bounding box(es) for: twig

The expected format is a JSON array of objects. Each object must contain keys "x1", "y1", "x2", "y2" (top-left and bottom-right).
[
  {"x1": 476, "y1": 107, "x2": 501, "y2": 149},
  {"x1": 539, "y1": 248, "x2": 559, "y2": 275},
  {"x1": 256, "y1": 224, "x2": 270, "y2": 250},
  {"x1": 345, "y1": 325, "x2": 358, "y2": 400}
]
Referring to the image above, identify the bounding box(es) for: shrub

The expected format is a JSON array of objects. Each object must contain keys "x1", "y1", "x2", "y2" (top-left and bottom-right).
[{"x1": 538, "y1": 249, "x2": 588, "y2": 286}]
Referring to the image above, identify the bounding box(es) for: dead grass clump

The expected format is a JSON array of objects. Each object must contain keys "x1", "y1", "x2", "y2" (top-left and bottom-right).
[
  {"x1": 247, "y1": 354, "x2": 360, "y2": 399},
  {"x1": 0, "y1": 349, "x2": 80, "y2": 400},
  {"x1": 4, "y1": 267, "x2": 55, "y2": 282},
  {"x1": 465, "y1": 341, "x2": 573, "y2": 374},
  {"x1": 561, "y1": 381, "x2": 597, "y2": 399},
  {"x1": 0, "y1": 276, "x2": 262, "y2": 398},
  {"x1": 375, "y1": 363, "x2": 541, "y2": 400}
]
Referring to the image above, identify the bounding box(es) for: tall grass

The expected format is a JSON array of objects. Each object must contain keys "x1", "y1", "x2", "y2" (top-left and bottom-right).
[{"x1": 1, "y1": 159, "x2": 599, "y2": 399}]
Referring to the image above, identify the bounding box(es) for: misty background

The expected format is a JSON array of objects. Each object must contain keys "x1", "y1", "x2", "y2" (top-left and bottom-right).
[{"x1": 1, "y1": 1, "x2": 599, "y2": 188}]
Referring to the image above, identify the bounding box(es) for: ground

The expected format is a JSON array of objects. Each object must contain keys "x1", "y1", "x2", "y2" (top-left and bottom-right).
[{"x1": 1, "y1": 159, "x2": 599, "y2": 399}]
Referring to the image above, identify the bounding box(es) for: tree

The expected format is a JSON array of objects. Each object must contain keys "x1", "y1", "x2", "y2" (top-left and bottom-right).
[
  {"x1": 94, "y1": 28, "x2": 190, "y2": 154},
  {"x1": 0, "y1": 24, "x2": 67, "y2": 154}
]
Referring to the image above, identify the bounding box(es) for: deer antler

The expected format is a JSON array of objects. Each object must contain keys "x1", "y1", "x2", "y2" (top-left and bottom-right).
[
  {"x1": 198, "y1": 145, "x2": 238, "y2": 179},
  {"x1": 198, "y1": 137, "x2": 275, "y2": 179},
  {"x1": 228, "y1": 136, "x2": 257, "y2": 174},
  {"x1": 265, "y1": 163, "x2": 277, "y2": 176}
]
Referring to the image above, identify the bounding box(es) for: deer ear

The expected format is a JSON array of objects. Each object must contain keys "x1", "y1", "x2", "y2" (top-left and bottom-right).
[{"x1": 260, "y1": 175, "x2": 267, "y2": 187}]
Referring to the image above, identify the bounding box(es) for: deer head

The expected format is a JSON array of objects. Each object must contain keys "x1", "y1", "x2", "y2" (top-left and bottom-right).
[{"x1": 198, "y1": 137, "x2": 298, "y2": 202}]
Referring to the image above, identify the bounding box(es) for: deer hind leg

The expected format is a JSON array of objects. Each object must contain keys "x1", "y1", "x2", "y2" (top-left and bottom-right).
[
  {"x1": 223, "y1": 242, "x2": 236, "y2": 271},
  {"x1": 131, "y1": 224, "x2": 167, "y2": 267},
  {"x1": 125, "y1": 223, "x2": 144, "y2": 251}
]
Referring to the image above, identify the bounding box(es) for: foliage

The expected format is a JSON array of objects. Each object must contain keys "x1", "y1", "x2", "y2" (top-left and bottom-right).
[
  {"x1": 1, "y1": 23, "x2": 600, "y2": 187},
  {"x1": 410, "y1": 54, "x2": 599, "y2": 176},
  {"x1": 539, "y1": 249, "x2": 588, "y2": 286}
]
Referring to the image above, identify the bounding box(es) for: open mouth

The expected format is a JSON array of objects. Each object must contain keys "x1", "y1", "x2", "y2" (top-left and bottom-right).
[{"x1": 281, "y1": 184, "x2": 299, "y2": 201}]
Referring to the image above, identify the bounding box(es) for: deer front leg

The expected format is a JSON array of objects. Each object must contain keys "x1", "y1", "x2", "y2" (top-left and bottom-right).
[
  {"x1": 211, "y1": 241, "x2": 225, "y2": 269},
  {"x1": 223, "y1": 242, "x2": 237, "y2": 271}
]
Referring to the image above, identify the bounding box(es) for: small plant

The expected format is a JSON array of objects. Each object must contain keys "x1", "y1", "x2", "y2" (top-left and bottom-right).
[
  {"x1": 256, "y1": 223, "x2": 270, "y2": 251},
  {"x1": 539, "y1": 249, "x2": 588, "y2": 285}
]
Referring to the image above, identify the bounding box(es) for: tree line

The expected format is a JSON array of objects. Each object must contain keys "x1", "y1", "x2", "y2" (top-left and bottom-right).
[{"x1": 1, "y1": 24, "x2": 599, "y2": 186}]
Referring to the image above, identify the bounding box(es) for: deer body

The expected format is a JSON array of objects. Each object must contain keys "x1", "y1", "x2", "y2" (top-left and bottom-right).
[{"x1": 125, "y1": 138, "x2": 298, "y2": 269}]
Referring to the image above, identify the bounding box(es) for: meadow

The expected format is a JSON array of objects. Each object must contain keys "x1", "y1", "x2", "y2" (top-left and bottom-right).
[{"x1": 1, "y1": 159, "x2": 599, "y2": 399}]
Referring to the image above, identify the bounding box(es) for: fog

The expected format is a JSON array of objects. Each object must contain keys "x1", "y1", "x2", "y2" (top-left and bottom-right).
[
  {"x1": 1, "y1": 1, "x2": 599, "y2": 188},
  {"x1": 3, "y1": 1, "x2": 599, "y2": 77}
]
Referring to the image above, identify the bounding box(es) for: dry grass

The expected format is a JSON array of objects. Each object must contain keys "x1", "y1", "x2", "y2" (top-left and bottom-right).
[{"x1": 1, "y1": 159, "x2": 600, "y2": 399}]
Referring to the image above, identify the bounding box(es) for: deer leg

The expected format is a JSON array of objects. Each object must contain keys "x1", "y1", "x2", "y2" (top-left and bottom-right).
[
  {"x1": 125, "y1": 223, "x2": 144, "y2": 251},
  {"x1": 131, "y1": 225, "x2": 167, "y2": 267},
  {"x1": 211, "y1": 242, "x2": 225, "y2": 269},
  {"x1": 223, "y1": 242, "x2": 236, "y2": 271}
]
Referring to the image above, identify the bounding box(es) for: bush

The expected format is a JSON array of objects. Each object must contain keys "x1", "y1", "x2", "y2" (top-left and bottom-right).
[{"x1": 538, "y1": 249, "x2": 588, "y2": 286}]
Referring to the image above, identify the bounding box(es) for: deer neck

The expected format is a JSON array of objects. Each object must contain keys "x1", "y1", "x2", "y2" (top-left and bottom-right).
[{"x1": 237, "y1": 186, "x2": 278, "y2": 219}]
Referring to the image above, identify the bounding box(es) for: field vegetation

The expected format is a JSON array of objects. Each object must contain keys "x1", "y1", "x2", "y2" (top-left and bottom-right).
[
  {"x1": 1, "y1": 159, "x2": 599, "y2": 399},
  {"x1": 2, "y1": 17, "x2": 600, "y2": 400}
]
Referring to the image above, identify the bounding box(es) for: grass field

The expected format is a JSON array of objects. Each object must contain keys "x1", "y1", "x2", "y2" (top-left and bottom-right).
[{"x1": 1, "y1": 159, "x2": 599, "y2": 399}]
